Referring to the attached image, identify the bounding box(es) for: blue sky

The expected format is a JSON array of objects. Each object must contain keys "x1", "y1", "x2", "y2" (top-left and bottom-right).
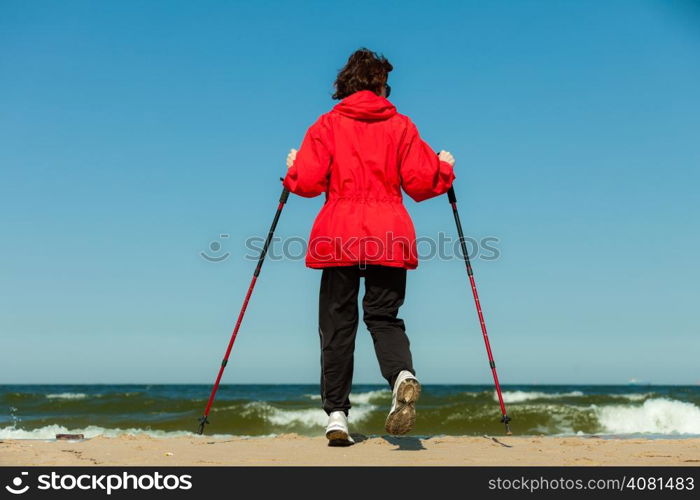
[{"x1": 1, "y1": 0, "x2": 698, "y2": 385}]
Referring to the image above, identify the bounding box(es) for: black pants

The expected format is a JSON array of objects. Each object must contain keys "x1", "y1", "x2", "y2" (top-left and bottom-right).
[{"x1": 318, "y1": 265, "x2": 415, "y2": 416}]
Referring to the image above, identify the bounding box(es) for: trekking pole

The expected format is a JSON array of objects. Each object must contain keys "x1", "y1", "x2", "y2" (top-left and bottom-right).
[
  {"x1": 445, "y1": 178, "x2": 512, "y2": 435},
  {"x1": 197, "y1": 180, "x2": 290, "y2": 435}
]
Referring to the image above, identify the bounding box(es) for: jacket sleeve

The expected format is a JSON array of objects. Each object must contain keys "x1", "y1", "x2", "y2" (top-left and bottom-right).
[
  {"x1": 283, "y1": 116, "x2": 332, "y2": 198},
  {"x1": 398, "y1": 118, "x2": 455, "y2": 202}
]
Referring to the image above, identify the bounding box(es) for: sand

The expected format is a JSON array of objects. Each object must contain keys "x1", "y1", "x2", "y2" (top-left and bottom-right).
[{"x1": 1, "y1": 435, "x2": 699, "y2": 466}]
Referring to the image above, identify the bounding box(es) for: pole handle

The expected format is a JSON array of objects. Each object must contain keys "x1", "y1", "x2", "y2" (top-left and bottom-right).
[
  {"x1": 447, "y1": 186, "x2": 457, "y2": 204},
  {"x1": 279, "y1": 177, "x2": 290, "y2": 203},
  {"x1": 435, "y1": 151, "x2": 458, "y2": 203}
]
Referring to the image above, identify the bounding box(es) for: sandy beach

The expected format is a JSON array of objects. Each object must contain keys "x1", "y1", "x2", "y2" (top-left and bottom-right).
[{"x1": 2, "y1": 435, "x2": 699, "y2": 467}]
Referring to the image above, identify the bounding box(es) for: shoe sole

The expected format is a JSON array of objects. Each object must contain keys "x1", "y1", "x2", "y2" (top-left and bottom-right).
[
  {"x1": 326, "y1": 429, "x2": 354, "y2": 447},
  {"x1": 385, "y1": 378, "x2": 421, "y2": 435}
]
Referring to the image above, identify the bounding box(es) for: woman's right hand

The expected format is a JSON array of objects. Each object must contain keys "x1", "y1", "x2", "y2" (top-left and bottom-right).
[{"x1": 438, "y1": 150, "x2": 455, "y2": 167}]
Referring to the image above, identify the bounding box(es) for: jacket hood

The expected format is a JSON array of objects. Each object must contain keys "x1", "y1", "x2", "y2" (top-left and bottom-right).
[{"x1": 332, "y1": 90, "x2": 397, "y2": 121}]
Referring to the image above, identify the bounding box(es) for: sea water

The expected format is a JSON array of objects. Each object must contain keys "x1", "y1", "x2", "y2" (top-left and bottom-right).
[{"x1": 2, "y1": 384, "x2": 699, "y2": 439}]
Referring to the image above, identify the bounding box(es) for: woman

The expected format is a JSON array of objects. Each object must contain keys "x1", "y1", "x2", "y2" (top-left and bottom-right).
[{"x1": 283, "y1": 48, "x2": 456, "y2": 445}]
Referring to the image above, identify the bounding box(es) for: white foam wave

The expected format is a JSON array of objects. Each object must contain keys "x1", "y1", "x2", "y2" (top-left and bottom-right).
[
  {"x1": 350, "y1": 390, "x2": 389, "y2": 404},
  {"x1": 241, "y1": 401, "x2": 376, "y2": 427},
  {"x1": 596, "y1": 398, "x2": 700, "y2": 435},
  {"x1": 304, "y1": 389, "x2": 389, "y2": 404},
  {"x1": 499, "y1": 390, "x2": 584, "y2": 403},
  {"x1": 500, "y1": 390, "x2": 652, "y2": 404},
  {"x1": 45, "y1": 393, "x2": 88, "y2": 400},
  {"x1": 0, "y1": 424, "x2": 261, "y2": 440},
  {"x1": 615, "y1": 393, "x2": 652, "y2": 401}
]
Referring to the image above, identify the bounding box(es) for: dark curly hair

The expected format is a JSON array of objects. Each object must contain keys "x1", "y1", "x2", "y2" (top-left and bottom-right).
[{"x1": 332, "y1": 47, "x2": 393, "y2": 100}]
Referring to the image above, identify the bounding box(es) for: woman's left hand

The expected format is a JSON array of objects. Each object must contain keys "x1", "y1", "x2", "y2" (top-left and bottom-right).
[{"x1": 286, "y1": 148, "x2": 298, "y2": 169}]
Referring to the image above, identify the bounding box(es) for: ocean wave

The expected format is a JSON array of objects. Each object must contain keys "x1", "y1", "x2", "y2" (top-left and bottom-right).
[
  {"x1": 304, "y1": 389, "x2": 389, "y2": 404},
  {"x1": 614, "y1": 393, "x2": 653, "y2": 402},
  {"x1": 240, "y1": 401, "x2": 376, "y2": 427},
  {"x1": 499, "y1": 390, "x2": 584, "y2": 403},
  {"x1": 45, "y1": 393, "x2": 88, "y2": 400},
  {"x1": 350, "y1": 390, "x2": 390, "y2": 405},
  {"x1": 0, "y1": 424, "x2": 260, "y2": 440},
  {"x1": 595, "y1": 398, "x2": 700, "y2": 435}
]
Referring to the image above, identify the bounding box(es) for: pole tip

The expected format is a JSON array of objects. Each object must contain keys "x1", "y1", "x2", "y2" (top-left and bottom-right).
[
  {"x1": 501, "y1": 415, "x2": 512, "y2": 435},
  {"x1": 197, "y1": 416, "x2": 209, "y2": 435}
]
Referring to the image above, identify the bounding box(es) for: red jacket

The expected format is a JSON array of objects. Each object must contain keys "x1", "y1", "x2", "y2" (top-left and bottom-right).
[{"x1": 283, "y1": 90, "x2": 455, "y2": 269}]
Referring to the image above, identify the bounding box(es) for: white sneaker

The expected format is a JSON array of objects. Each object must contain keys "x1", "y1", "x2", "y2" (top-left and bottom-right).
[
  {"x1": 325, "y1": 411, "x2": 355, "y2": 446},
  {"x1": 385, "y1": 370, "x2": 421, "y2": 435}
]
